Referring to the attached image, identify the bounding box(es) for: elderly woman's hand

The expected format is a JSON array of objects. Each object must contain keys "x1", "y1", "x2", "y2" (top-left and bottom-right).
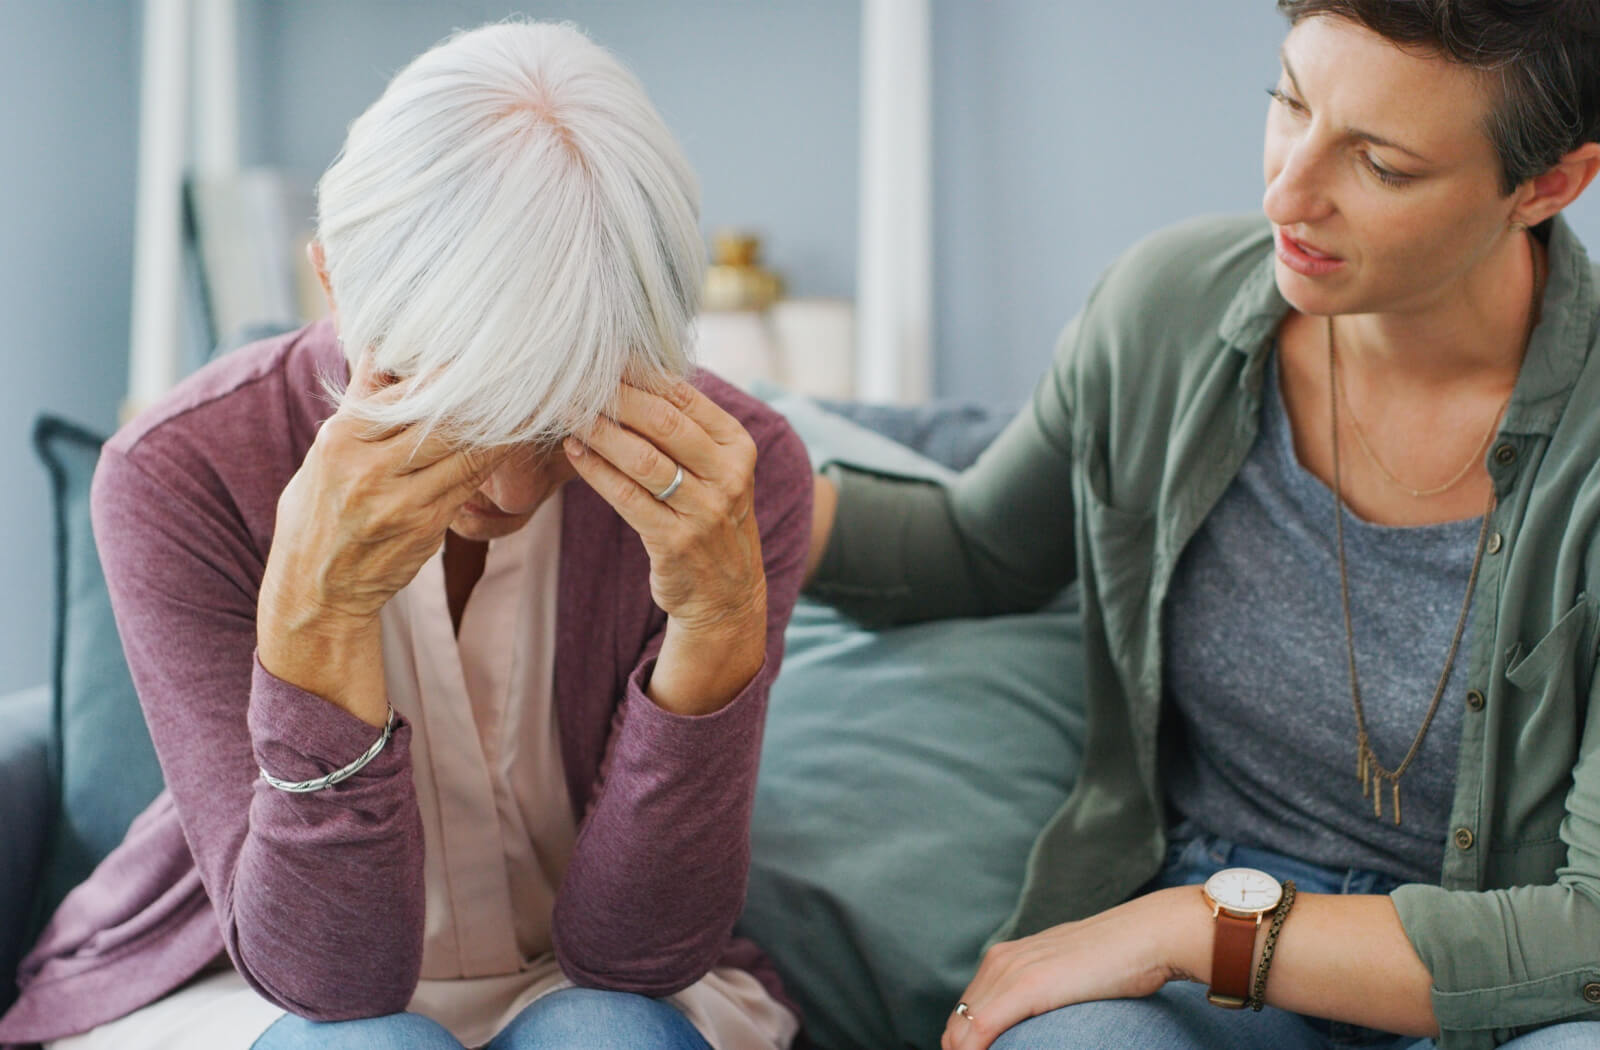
[
  {"x1": 563, "y1": 381, "x2": 767, "y2": 716},
  {"x1": 257, "y1": 354, "x2": 507, "y2": 726}
]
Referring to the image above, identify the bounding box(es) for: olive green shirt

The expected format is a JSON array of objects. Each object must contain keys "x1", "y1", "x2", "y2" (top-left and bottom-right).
[{"x1": 811, "y1": 214, "x2": 1600, "y2": 1048}]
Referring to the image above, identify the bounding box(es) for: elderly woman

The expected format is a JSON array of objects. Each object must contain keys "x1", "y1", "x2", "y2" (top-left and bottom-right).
[
  {"x1": 807, "y1": 2, "x2": 1600, "y2": 1049},
  {"x1": 0, "y1": 21, "x2": 809, "y2": 1050}
]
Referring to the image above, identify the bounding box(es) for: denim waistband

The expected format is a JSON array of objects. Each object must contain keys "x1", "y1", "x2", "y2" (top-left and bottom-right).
[{"x1": 1148, "y1": 821, "x2": 1409, "y2": 898}]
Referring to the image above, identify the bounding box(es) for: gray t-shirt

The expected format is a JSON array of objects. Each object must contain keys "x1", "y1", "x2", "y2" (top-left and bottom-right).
[{"x1": 1163, "y1": 350, "x2": 1479, "y2": 884}]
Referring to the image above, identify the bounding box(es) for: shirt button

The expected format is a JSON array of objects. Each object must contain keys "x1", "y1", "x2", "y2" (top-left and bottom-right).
[
  {"x1": 1494, "y1": 444, "x2": 1518, "y2": 466},
  {"x1": 1454, "y1": 827, "x2": 1475, "y2": 851},
  {"x1": 1466, "y1": 689, "x2": 1486, "y2": 712},
  {"x1": 1585, "y1": 983, "x2": 1600, "y2": 1004},
  {"x1": 1487, "y1": 533, "x2": 1504, "y2": 555}
]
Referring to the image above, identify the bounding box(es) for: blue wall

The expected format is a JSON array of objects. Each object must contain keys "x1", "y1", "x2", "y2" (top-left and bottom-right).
[{"x1": 1, "y1": 3, "x2": 137, "y2": 696}]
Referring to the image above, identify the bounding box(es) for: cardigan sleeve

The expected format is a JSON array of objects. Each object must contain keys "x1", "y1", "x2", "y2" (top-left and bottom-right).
[
  {"x1": 91, "y1": 440, "x2": 427, "y2": 1021},
  {"x1": 549, "y1": 409, "x2": 814, "y2": 996}
]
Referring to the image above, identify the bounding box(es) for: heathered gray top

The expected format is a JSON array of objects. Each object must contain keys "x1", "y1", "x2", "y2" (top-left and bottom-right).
[{"x1": 1163, "y1": 349, "x2": 1479, "y2": 885}]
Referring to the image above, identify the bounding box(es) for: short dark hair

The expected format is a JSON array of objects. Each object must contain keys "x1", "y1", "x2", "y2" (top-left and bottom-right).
[{"x1": 1277, "y1": 0, "x2": 1600, "y2": 193}]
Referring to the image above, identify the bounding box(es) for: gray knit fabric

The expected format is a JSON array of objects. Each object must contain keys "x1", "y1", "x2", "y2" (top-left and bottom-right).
[{"x1": 1163, "y1": 350, "x2": 1479, "y2": 884}]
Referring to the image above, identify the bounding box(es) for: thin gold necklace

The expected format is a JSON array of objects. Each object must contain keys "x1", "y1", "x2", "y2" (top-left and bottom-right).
[
  {"x1": 1331, "y1": 235, "x2": 1541, "y2": 499},
  {"x1": 1333, "y1": 362, "x2": 1503, "y2": 498},
  {"x1": 1327, "y1": 318, "x2": 1494, "y2": 825}
]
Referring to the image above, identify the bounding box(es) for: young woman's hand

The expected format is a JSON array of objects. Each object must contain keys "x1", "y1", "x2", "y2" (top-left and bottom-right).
[
  {"x1": 257, "y1": 353, "x2": 508, "y2": 724},
  {"x1": 942, "y1": 887, "x2": 1206, "y2": 1050},
  {"x1": 563, "y1": 380, "x2": 768, "y2": 715}
]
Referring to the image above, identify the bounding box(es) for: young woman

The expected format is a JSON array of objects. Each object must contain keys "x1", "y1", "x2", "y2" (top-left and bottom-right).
[
  {"x1": 0, "y1": 21, "x2": 810, "y2": 1050},
  {"x1": 808, "y1": 3, "x2": 1600, "y2": 1048}
]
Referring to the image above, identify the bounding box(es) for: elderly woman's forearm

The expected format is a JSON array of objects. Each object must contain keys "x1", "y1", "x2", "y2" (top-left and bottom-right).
[
  {"x1": 647, "y1": 599, "x2": 768, "y2": 716},
  {"x1": 256, "y1": 596, "x2": 389, "y2": 727}
]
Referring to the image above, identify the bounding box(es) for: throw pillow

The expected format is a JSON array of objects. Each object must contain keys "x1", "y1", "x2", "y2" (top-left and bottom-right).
[
  {"x1": 28, "y1": 416, "x2": 165, "y2": 939},
  {"x1": 739, "y1": 395, "x2": 1086, "y2": 1050}
]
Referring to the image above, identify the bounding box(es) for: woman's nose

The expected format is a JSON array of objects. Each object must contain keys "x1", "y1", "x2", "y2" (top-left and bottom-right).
[
  {"x1": 1263, "y1": 137, "x2": 1334, "y2": 229},
  {"x1": 478, "y1": 466, "x2": 533, "y2": 513}
]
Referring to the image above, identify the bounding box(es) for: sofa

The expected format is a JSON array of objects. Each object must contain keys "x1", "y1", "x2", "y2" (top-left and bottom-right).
[{"x1": 0, "y1": 391, "x2": 1088, "y2": 1050}]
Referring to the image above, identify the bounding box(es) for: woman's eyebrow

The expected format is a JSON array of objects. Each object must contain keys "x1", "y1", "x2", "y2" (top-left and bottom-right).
[{"x1": 1280, "y1": 49, "x2": 1434, "y2": 164}]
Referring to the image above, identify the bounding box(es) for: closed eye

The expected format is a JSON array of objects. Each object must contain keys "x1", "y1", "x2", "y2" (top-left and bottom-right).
[
  {"x1": 1363, "y1": 155, "x2": 1414, "y2": 188},
  {"x1": 1266, "y1": 86, "x2": 1307, "y2": 115}
]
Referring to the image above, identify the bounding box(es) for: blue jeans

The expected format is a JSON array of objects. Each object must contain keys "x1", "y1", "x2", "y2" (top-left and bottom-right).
[
  {"x1": 990, "y1": 826, "x2": 1600, "y2": 1050},
  {"x1": 250, "y1": 987, "x2": 713, "y2": 1050}
]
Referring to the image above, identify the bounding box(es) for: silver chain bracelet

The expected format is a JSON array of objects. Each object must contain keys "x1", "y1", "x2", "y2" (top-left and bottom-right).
[{"x1": 259, "y1": 706, "x2": 398, "y2": 793}]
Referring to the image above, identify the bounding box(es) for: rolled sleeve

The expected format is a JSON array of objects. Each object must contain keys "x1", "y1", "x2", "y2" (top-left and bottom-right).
[{"x1": 1394, "y1": 882, "x2": 1600, "y2": 1046}]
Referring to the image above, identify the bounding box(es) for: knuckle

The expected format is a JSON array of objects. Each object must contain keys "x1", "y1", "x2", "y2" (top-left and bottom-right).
[
  {"x1": 707, "y1": 488, "x2": 736, "y2": 521},
  {"x1": 666, "y1": 381, "x2": 697, "y2": 409},
  {"x1": 632, "y1": 444, "x2": 667, "y2": 480},
  {"x1": 613, "y1": 480, "x2": 647, "y2": 513},
  {"x1": 732, "y1": 433, "x2": 758, "y2": 472},
  {"x1": 312, "y1": 417, "x2": 344, "y2": 453},
  {"x1": 648, "y1": 401, "x2": 683, "y2": 438},
  {"x1": 461, "y1": 448, "x2": 491, "y2": 484}
]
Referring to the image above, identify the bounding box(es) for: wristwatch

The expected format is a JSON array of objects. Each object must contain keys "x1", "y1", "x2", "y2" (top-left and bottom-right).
[{"x1": 1201, "y1": 866, "x2": 1283, "y2": 1008}]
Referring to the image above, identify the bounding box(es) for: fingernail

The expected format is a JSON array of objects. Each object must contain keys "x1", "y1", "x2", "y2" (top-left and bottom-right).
[{"x1": 563, "y1": 436, "x2": 584, "y2": 457}]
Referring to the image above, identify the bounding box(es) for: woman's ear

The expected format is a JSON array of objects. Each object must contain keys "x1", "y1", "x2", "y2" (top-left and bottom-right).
[
  {"x1": 1511, "y1": 141, "x2": 1600, "y2": 228},
  {"x1": 307, "y1": 240, "x2": 339, "y2": 330}
]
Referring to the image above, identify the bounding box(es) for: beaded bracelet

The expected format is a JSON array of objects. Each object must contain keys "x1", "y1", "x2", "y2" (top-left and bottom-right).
[
  {"x1": 259, "y1": 706, "x2": 398, "y2": 793},
  {"x1": 1247, "y1": 879, "x2": 1297, "y2": 1011}
]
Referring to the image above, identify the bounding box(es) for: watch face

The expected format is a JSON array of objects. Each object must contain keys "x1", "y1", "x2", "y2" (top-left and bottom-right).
[{"x1": 1204, "y1": 867, "x2": 1283, "y2": 915}]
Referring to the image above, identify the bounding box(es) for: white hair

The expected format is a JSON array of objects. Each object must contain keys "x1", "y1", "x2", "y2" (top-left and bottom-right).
[{"x1": 316, "y1": 20, "x2": 702, "y2": 448}]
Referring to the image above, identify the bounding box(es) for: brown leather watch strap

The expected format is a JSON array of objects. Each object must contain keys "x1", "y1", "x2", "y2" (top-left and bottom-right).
[{"x1": 1207, "y1": 910, "x2": 1259, "y2": 1009}]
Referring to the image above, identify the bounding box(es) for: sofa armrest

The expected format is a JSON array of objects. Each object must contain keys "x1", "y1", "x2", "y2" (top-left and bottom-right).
[{"x1": 0, "y1": 684, "x2": 52, "y2": 1014}]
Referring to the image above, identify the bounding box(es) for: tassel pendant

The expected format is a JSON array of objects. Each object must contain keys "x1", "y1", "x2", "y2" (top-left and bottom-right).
[{"x1": 1355, "y1": 739, "x2": 1405, "y2": 824}]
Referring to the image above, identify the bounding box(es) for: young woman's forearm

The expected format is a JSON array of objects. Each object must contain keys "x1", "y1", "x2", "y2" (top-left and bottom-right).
[
  {"x1": 803, "y1": 472, "x2": 838, "y2": 588},
  {"x1": 1248, "y1": 892, "x2": 1437, "y2": 1036},
  {"x1": 1158, "y1": 887, "x2": 1437, "y2": 1035},
  {"x1": 948, "y1": 887, "x2": 1438, "y2": 1050}
]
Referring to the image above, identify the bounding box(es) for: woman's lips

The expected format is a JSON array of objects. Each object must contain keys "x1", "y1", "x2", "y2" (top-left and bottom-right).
[
  {"x1": 1276, "y1": 228, "x2": 1346, "y2": 277},
  {"x1": 462, "y1": 499, "x2": 518, "y2": 519}
]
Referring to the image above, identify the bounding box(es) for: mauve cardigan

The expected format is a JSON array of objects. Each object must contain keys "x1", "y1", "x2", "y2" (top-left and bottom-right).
[{"x1": 0, "y1": 320, "x2": 813, "y2": 1046}]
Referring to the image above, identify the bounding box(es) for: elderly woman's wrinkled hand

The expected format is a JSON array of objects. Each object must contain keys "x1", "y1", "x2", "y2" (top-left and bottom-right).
[
  {"x1": 255, "y1": 353, "x2": 509, "y2": 723},
  {"x1": 563, "y1": 381, "x2": 768, "y2": 715}
]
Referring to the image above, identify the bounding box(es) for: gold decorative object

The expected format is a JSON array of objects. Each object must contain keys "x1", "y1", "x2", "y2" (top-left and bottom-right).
[{"x1": 702, "y1": 231, "x2": 783, "y2": 312}]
